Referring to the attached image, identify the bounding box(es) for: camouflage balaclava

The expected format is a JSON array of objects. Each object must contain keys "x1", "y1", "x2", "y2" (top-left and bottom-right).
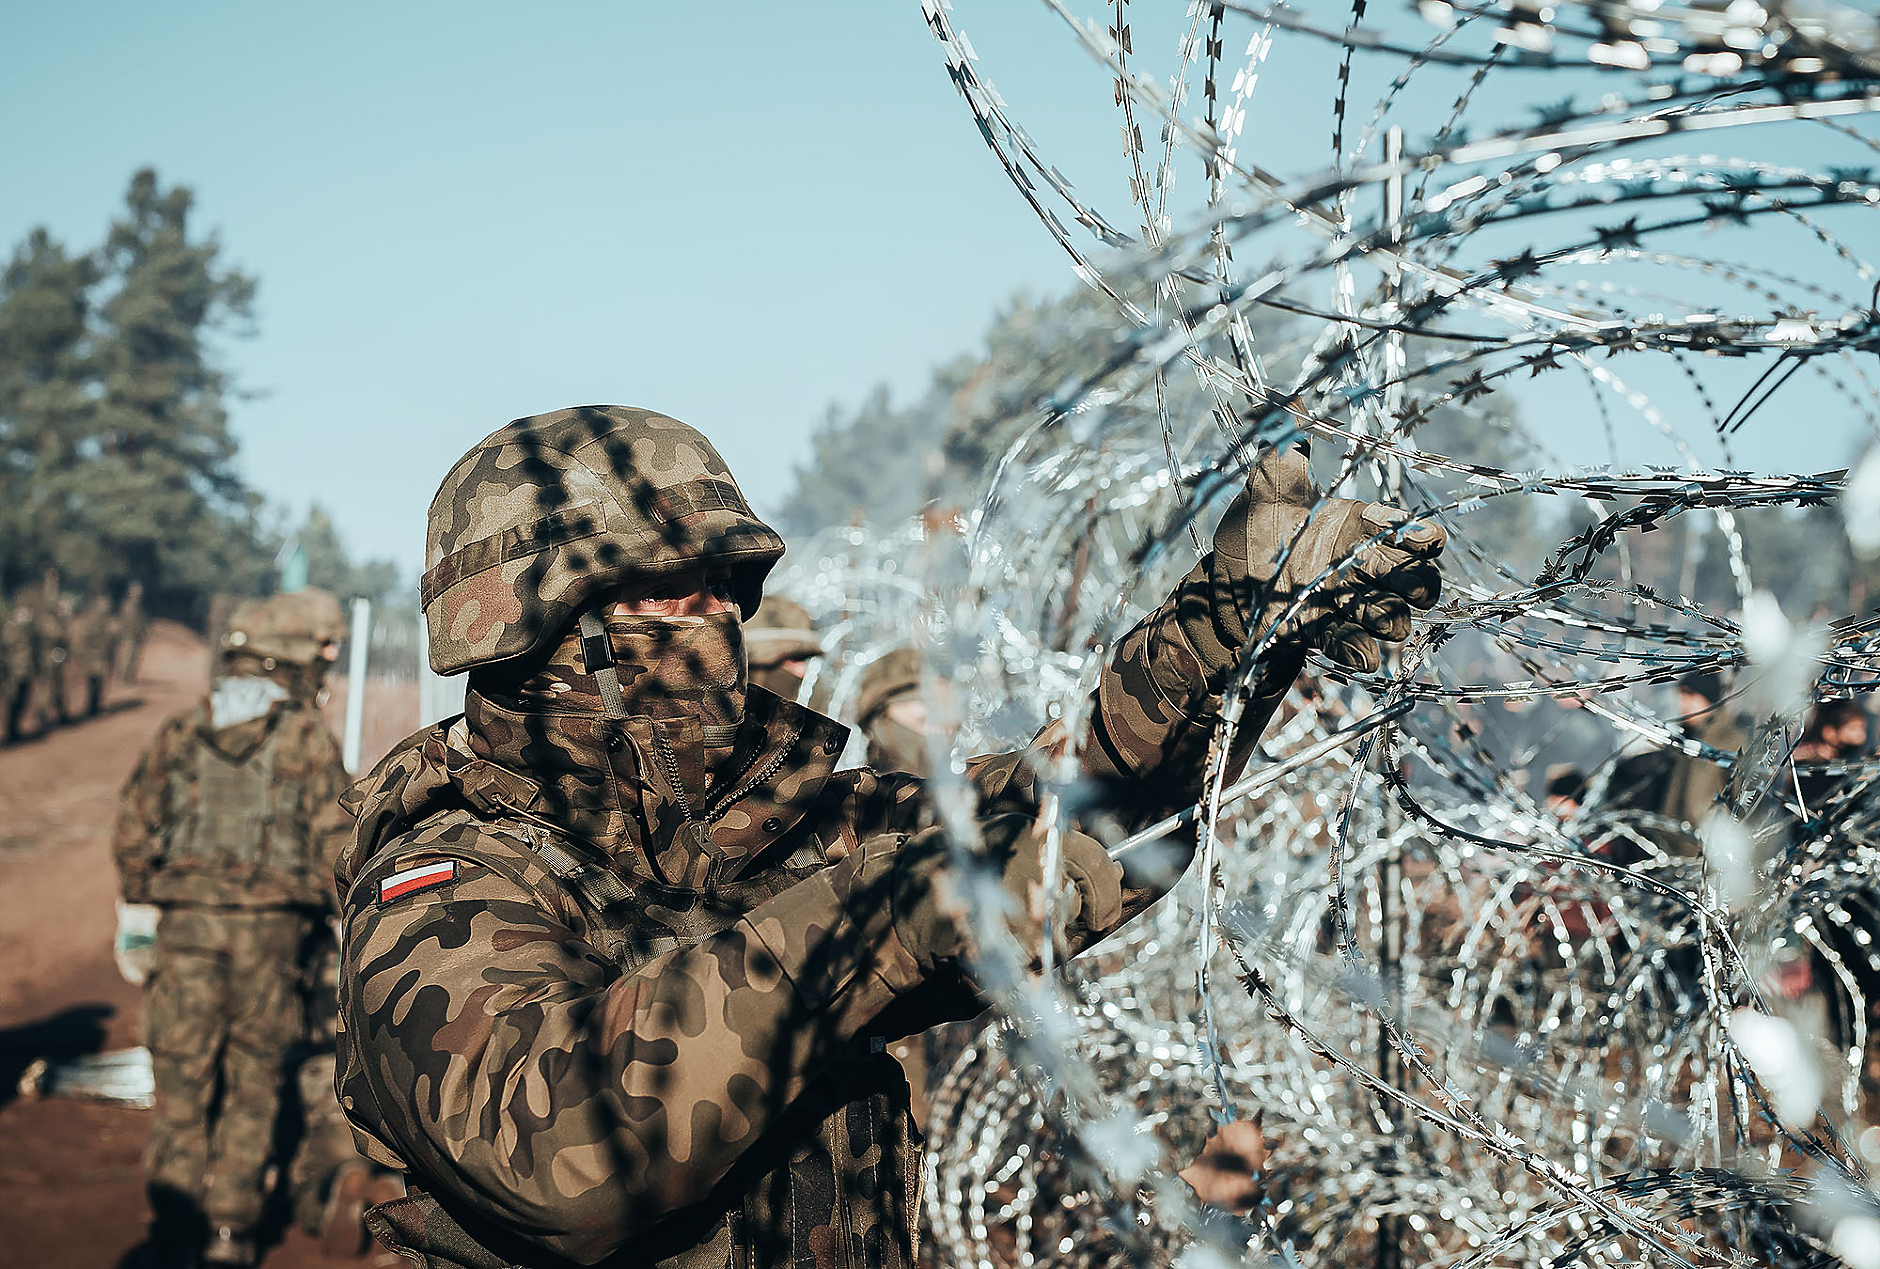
[
  {"x1": 492, "y1": 610, "x2": 748, "y2": 738},
  {"x1": 856, "y1": 647, "x2": 933, "y2": 777}
]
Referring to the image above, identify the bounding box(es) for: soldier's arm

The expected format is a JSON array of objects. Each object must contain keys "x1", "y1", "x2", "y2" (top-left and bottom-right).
[
  {"x1": 112, "y1": 717, "x2": 189, "y2": 902},
  {"x1": 340, "y1": 835, "x2": 940, "y2": 1264}
]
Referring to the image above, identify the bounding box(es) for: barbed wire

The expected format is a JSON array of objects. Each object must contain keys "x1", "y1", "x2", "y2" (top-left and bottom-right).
[{"x1": 876, "y1": 2, "x2": 1880, "y2": 1265}]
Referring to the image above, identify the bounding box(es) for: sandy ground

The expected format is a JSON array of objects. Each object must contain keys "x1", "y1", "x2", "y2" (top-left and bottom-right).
[{"x1": 0, "y1": 622, "x2": 418, "y2": 1267}]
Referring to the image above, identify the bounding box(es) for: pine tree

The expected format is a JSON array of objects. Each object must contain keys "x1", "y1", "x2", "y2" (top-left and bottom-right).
[
  {"x1": 0, "y1": 229, "x2": 98, "y2": 592},
  {"x1": 81, "y1": 169, "x2": 267, "y2": 620}
]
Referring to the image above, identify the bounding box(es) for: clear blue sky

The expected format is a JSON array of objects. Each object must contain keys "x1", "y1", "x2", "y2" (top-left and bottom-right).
[{"x1": 4, "y1": 3, "x2": 1876, "y2": 578}]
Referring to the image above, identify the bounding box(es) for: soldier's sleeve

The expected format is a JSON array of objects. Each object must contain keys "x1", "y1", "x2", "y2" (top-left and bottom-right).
[
  {"x1": 934, "y1": 602, "x2": 1307, "y2": 946},
  {"x1": 112, "y1": 717, "x2": 189, "y2": 903},
  {"x1": 1077, "y1": 591, "x2": 1305, "y2": 823},
  {"x1": 340, "y1": 831, "x2": 937, "y2": 1263}
]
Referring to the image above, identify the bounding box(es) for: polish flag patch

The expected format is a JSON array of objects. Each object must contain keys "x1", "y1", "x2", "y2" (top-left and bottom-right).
[{"x1": 378, "y1": 860, "x2": 459, "y2": 903}]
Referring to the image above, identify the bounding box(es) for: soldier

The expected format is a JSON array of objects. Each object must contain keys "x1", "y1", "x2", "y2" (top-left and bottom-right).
[
  {"x1": 1659, "y1": 669, "x2": 1746, "y2": 830},
  {"x1": 114, "y1": 587, "x2": 354, "y2": 1268},
  {"x1": 742, "y1": 593, "x2": 824, "y2": 704},
  {"x1": 33, "y1": 567, "x2": 72, "y2": 729},
  {"x1": 333, "y1": 405, "x2": 1444, "y2": 1268},
  {"x1": 0, "y1": 593, "x2": 35, "y2": 743},
  {"x1": 854, "y1": 645, "x2": 935, "y2": 777},
  {"x1": 117, "y1": 579, "x2": 151, "y2": 684},
  {"x1": 71, "y1": 589, "x2": 118, "y2": 718}
]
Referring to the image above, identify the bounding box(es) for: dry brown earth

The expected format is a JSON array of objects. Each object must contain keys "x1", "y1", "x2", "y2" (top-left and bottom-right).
[{"x1": 0, "y1": 621, "x2": 415, "y2": 1267}]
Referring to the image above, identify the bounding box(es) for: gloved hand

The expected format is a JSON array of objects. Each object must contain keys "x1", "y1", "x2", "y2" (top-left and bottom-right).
[
  {"x1": 114, "y1": 901, "x2": 161, "y2": 985},
  {"x1": 1187, "y1": 443, "x2": 1446, "y2": 674},
  {"x1": 874, "y1": 815, "x2": 1126, "y2": 974}
]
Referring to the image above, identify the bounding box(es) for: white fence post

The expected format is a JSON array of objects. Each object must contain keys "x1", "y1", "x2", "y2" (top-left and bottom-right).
[{"x1": 342, "y1": 597, "x2": 371, "y2": 774}]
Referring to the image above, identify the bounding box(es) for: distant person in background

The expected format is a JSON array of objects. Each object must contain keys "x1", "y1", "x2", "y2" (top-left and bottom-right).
[
  {"x1": 1, "y1": 594, "x2": 34, "y2": 743},
  {"x1": 741, "y1": 593, "x2": 823, "y2": 703},
  {"x1": 116, "y1": 579, "x2": 150, "y2": 684},
  {"x1": 1658, "y1": 670, "x2": 1745, "y2": 830},
  {"x1": 32, "y1": 567, "x2": 72, "y2": 729},
  {"x1": 71, "y1": 589, "x2": 117, "y2": 717},
  {"x1": 1541, "y1": 765, "x2": 1587, "y2": 822},
  {"x1": 1793, "y1": 697, "x2": 1870, "y2": 813},
  {"x1": 113, "y1": 588, "x2": 353, "y2": 1269},
  {"x1": 856, "y1": 645, "x2": 938, "y2": 777},
  {"x1": 1606, "y1": 670, "x2": 1743, "y2": 837}
]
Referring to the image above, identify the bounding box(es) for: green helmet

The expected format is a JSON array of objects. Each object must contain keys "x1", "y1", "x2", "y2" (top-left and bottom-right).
[
  {"x1": 222, "y1": 587, "x2": 346, "y2": 665},
  {"x1": 421, "y1": 405, "x2": 785, "y2": 676},
  {"x1": 743, "y1": 595, "x2": 822, "y2": 668}
]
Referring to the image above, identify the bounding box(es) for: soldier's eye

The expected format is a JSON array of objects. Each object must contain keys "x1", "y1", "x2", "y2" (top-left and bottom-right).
[{"x1": 707, "y1": 574, "x2": 735, "y2": 603}]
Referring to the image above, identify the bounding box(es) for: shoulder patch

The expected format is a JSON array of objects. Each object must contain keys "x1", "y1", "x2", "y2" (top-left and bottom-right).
[{"x1": 378, "y1": 860, "x2": 460, "y2": 903}]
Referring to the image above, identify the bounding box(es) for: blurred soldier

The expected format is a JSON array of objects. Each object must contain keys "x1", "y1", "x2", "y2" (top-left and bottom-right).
[
  {"x1": 331, "y1": 405, "x2": 1443, "y2": 1268},
  {"x1": 1659, "y1": 670, "x2": 1745, "y2": 830},
  {"x1": 113, "y1": 587, "x2": 353, "y2": 1268},
  {"x1": 856, "y1": 645, "x2": 936, "y2": 777},
  {"x1": 117, "y1": 579, "x2": 151, "y2": 684},
  {"x1": 1, "y1": 594, "x2": 35, "y2": 743},
  {"x1": 33, "y1": 567, "x2": 72, "y2": 729},
  {"x1": 742, "y1": 593, "x2": 823, "y2": 703},
  {"x1": 71, "y1": 590, "x2": 118, "y2": 718},
  {"x1": 1793, "y1": 697, "x2": 1870, "y2": 812}
]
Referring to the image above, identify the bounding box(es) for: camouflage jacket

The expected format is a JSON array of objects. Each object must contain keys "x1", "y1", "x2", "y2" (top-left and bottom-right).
[
  {"x1": 333, "y1": 595, "x2": 1277, "y2": 1269},
  {"x1": 0, "y1": 600, "x2": 33, "y2": 686},
  {"x1": 69, "y1": 595, "x2": 117, "y2": 674},
  {"x1": 115, "y1": 696, "x2": 354, "y2": 910}
]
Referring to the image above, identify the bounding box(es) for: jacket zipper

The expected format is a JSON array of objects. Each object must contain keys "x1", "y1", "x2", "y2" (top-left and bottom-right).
[{"x1": 705, "y1": 724, "x2": 803, "y2": 823}]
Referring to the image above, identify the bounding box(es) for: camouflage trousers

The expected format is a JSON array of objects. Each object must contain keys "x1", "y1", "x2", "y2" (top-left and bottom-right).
[{"x1": 144, "y1": 906, "x2": 313, "y2": 1231}]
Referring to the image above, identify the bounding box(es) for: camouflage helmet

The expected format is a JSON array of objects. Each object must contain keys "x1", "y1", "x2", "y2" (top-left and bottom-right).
[
  {"x1": 856, "y1": 645, "x2": 923, "y2": 725},
  {"x1": 743, "y1": 595, "x2": 822, "y2": 668},
  {"x1": 422, "y1": 405, "x2": 785, "y2": 676},
  {"x1": 222, "y1": 586, "x2": 346, "y2": 665}
]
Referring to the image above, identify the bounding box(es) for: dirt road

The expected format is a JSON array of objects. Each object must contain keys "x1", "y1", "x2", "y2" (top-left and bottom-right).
[{"x1": 0, "y1": 622, "x2": 413, "y2": 1268}]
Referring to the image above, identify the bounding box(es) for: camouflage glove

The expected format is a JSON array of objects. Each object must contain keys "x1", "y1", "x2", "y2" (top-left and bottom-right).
[
  {"x1": 1188, "y1": 444, "x2": 1445, "y2": 675},
  {"x1": 871, "y1": 816, "x2": 1126, "y2": 975}
]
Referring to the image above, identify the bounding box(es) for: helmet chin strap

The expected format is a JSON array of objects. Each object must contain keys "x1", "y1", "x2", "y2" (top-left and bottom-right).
[{"x1": 576, "y1": 611, "x2": 630, "y2": 720}]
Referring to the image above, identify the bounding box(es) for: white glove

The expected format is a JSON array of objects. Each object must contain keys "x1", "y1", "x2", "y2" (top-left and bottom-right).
[{"x1": 114, "y1": 901, "x2": 161, "y2": 985}]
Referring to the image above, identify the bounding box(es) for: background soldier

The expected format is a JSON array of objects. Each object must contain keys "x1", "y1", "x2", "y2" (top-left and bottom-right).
[
  {"x1": 855, "y1": 645, "x2": 933, "y2": 776},
  {"x1": 1, "y1": 594, "x2": 35, "y2": 743},
  {"x1": 116, "y1": 579, "x2": 150, "y2": 685},
  {"x1": 1658, "y1": 669, "x2": 1745, "y2": 829},
  {"x1": 332, "y1": 405, "x2": 1443, "y2": 1269},
  {"x1": 71, "y1": 589, "x2": 117, "y2": 718},
  {"x1": 33, "y1": 567, "x2": 72, "y2": 729},
  {"x1": 742, "y1": 592, "x2": 824, "y2": 703},
  {"x1": 113, "y1": 587, "x2": 354, "y2": 1268}
]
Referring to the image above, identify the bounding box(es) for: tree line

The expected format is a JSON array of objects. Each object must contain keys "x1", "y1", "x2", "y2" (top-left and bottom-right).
[
  {"x1": 775, "y1": 272, "x2": 1873, "y2": 631},
  {"x1": 0, "y1": 169, "x2": 399, "y2": 628}
]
